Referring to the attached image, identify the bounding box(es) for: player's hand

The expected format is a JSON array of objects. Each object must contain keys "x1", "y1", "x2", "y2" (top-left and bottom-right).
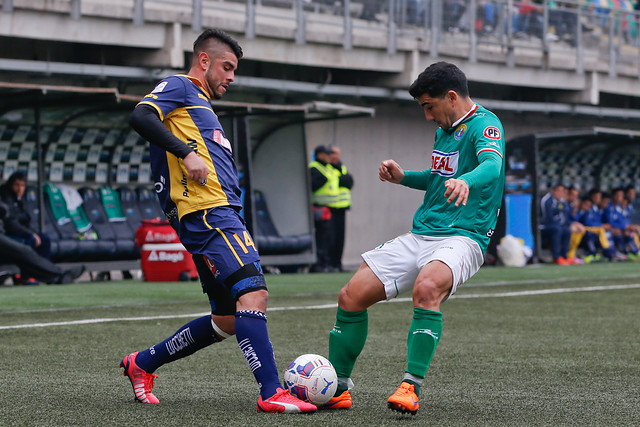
[
  {"x1": 444, "y1": 178, "x2": 469, "y2": 207},
  {"x1": 32, "y1": 233, "x2": 41, "y2": 247},
  {"x1": 183, "y1": 151, "x2": 209, "y2": 185},
  {"x1": 379, "y1": 159, "x2": 405, "y2": 184}
]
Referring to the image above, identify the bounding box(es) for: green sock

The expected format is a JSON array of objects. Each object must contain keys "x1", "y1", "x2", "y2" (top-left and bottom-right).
[
  {"x1": 328, "y1": 307, "x2": 368, "y2": 394},
  {"x1": 405, "y1": 307, "x2": 443, "y2": 395}
]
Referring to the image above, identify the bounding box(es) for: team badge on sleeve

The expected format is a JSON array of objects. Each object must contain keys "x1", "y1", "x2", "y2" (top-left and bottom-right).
[
  {"x1": 483, "y1": 126, "x2": 501, "y2": 140},
  {"x1": 152, "y1": 81, "x2": 168, "y2": 93}
]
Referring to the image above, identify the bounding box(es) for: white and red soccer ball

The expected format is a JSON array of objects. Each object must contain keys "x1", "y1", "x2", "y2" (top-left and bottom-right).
[{"x1": 283, "y1": 354, "x2": 338, "y2": 405}]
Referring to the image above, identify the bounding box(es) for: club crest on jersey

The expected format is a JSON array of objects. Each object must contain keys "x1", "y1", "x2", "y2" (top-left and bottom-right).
[
  {"x1": 431, "y1": 150, "x2": 459, "y2": 177},
  {"x1": 483, "y1": 126, "x2": 501, "y2": 140},
  {"x1": 213, "y1": 129, "x2": 233, "y2": 152},
  {"x1": 454, "y1": 124, "x2": 467, "y2": 141},
  {"x1": 151, "y1": 81, "x2": 168, "y2": 93}
]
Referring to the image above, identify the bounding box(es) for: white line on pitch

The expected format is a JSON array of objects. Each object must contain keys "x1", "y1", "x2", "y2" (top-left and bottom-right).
[{"x1": 1, "y1": 283, "x2": 639, "y2": 330}]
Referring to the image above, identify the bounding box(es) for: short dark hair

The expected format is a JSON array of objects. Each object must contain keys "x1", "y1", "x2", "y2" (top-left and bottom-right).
[
  {"x1": 6, "y1": 171, "x2": 26, "y2": 186},
  {"x1": 409, "y1": 61, "x2": 469, "y2": 99},
  {"x1": 193, "y1": 29, "x2": 243, "y2": 60}
]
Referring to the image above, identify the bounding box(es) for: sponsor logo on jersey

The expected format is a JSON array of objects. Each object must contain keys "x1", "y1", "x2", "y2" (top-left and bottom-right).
[
  {"x1": 454, "y1": 124, "x2": 467, "y2": 141},
  {"x1": 204, "y1": 255, "x2": 220, "y2": 278},
  {"x1": 483, "y1": 126, "x2": 501, "y2": 140},
  {"x1": 213, "y1": 129, "x2": 233, "y2": 152},
  {"x1": 151, "y1": 81, "x2": 168, "y2": 93},
  {"x1": 431, "y1": 150, "x2": 459, "y2": 177},
  {"x1": 155, "y1": 175, "x2": 165, "y2": 193}
]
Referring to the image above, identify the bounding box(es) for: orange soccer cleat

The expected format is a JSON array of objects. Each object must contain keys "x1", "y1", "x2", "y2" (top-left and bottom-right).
[
  {"x1": 387, "y1": 382, "x2": 419, "y2": 415},
  {"x1": 322, "y1": 390, "x2": 353, "y2": 409}
]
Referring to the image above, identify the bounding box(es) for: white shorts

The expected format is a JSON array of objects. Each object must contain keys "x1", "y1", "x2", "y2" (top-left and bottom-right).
[{"x1": 361, "y1": 232, "x2": 484, "y2": 300}]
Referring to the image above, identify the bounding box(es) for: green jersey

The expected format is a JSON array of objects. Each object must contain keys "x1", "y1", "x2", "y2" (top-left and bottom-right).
[{"x1": 400, "y1": 104, "x2": 505, "y2": 252}]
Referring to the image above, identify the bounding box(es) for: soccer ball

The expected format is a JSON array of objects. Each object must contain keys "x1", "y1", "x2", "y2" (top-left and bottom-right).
[{"x1": 283, "y1": 354, "x2": 338, "y2": 405}]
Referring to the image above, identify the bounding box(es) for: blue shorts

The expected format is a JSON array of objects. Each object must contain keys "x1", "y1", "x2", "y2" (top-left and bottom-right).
[{"x1": 178, "y1": 207, "x2": 266, "y2": 315}]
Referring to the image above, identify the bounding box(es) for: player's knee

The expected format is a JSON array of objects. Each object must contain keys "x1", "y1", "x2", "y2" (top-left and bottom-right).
[
  {"x1": 211, "y1": 314, "x2": 235, "y2": 338},
  {"x1": 413, "y1": 277, "x2": 444, "y2": 307},
  {"x1": 338, "y1": 283, "x2": 374, "y2": 311}
]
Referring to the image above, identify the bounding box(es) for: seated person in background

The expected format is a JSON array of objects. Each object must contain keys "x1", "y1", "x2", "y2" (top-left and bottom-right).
[
  {"x1": 0, "y1": 172, "x2": 51, "y2": 260},
  {"x1": 565, "y1": 186, "x2": 585, "y2": 263},
  {"x1": 573, "y1": 189, "x2": 614, "y2": 263},
  {"x1": 540, "y1": 184, "x2": 577, "y2": 265},
  {"x1": 626, "y1": 185, "x2": 640, "y2": 224},
  {"x1": 603, "y1": 188, "x2": 639, "y2": 261},
  {"x1": 0, "y1": 201, "x2": 84, "y2": 285},
  {"x1": 566, "y1": 186, "x2": 581, "y2": 219}
]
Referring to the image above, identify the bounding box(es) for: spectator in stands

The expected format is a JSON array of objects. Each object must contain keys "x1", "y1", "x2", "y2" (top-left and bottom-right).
[
  {"x1": 476, "y1": 0, "x2": 498, "y2": 35},
  {"x1": 359, "y1": 0, "x2": 381, "y2": 22},
  {"x1": 515, "y1": 0, "x2": 542, "y2": 38},
  {"x1": 0, "y1": 172, "x2": 51, "y2": 260},
  {"x1": 603, "y1": 187, "x2": 639, "y2": 260},
  {"x1": 406, "y1": 0, "x2": 427, "y2": 26},
  {"x1": 0, "y1": 200, "x2": 84, "y2": 285},
  {"x1": 309, "y1": 145, "x2": 339, "y2": 272},
  {"x1": 574, "y1": 189, "x2": 615, "y2": 263},
  {"x1": 443, "y1": 0, "x2": 465, "y2": 32},
  {"x1": 328, "y1": 146, "x2": 354, "y2": 272},
  {"x1": 540, "y1": 184, "x2": 576, "y2": 265},
  {"x1": 548, "y1": 1, "x2": 577, "y2": 44}
]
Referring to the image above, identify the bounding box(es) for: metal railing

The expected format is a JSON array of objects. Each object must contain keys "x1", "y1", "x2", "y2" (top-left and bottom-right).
[{"x1": 4, "y1": 0, "x2": 640, "y2": 77}]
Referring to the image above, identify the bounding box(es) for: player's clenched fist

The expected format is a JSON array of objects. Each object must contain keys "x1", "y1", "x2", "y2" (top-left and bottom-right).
[
  {"x1": 379, "y1": 159, "x2": 405, "y2": 184},
  {"x1": 183, "y1": 151, "x2": 210, "y2": 185}
]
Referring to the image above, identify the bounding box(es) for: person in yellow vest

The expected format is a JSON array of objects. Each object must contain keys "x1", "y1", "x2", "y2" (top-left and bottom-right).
[
  {"x1": 309, "y1": 145, "x2": 340, "y2": 272},
  {"x1": 329, "y1": 146, "x2": 354, "y2": 272}
]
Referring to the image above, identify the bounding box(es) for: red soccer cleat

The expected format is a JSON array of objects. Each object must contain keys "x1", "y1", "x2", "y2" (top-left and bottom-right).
[
  {"x1": 256, "y1": 388, "x2": 317, "y2": 413},
  {"x1": 120, "y1": 352, "x2": 160, "y2": 404}
]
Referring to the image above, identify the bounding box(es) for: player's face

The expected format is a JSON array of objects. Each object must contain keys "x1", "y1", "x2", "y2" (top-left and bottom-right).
[
  {"x1": 204, "y1": 50, "x2": 238, "y2": 100},
  {"x1": 11, "y1": 179, "x2": 26, "y2": 199},
  {"x1": 417, "y1": 92, "x2": 457, "y2": 130}
]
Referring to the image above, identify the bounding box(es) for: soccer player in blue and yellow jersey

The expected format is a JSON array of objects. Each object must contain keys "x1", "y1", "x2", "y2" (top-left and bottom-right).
[
  {"x1": 122, "y1": 29, "x2": 316, "y2": 413},
  {"x1": 324, "y1": 62, "x2": 505, "y2": 415}
]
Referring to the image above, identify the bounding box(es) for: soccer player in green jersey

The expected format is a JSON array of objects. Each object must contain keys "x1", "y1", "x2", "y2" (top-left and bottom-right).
[{"x1": 324, "y1": 62, "x2": 505, "y2": 415}]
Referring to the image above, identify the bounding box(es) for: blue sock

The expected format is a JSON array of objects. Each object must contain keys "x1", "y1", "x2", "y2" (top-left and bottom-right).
[
  {"x1": 135, "y1": 315, "x2": 222, "y2": 373},
  {"x1": 235, "y1": 310, "x2": 281, "y2": 399}
]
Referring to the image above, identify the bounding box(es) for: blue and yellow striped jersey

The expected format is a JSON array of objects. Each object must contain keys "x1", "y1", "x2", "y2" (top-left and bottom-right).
[{"x1": 138, "y1": 74, "x2": 241, "y2": 220}]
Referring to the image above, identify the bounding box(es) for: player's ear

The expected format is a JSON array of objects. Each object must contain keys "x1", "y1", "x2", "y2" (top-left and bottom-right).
[{"x1": 198, "y1": 51, "x2": 210, "y2": 70}]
